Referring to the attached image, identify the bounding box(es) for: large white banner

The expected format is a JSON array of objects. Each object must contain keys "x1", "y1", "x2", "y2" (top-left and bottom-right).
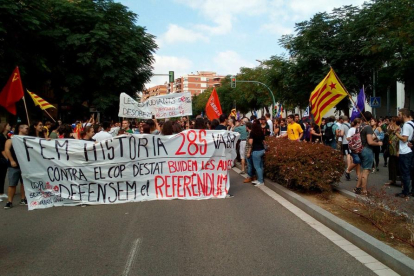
[
  {"x1": 119, "y1": 92, "x2": 192, "y2": 119},
  {"x1": 12, "y1": 130, "x2": 239, "y2": 210}
]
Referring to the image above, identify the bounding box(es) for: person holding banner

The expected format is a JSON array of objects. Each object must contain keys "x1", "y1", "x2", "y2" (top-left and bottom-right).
[
  {"x1": 92, "y1": 121, "x2": 112, "y2": 142},
  {"x1": 215, "y1": 114, "x2": 228, "y2": 130},
  {"x1": 146, "y1": 119, "x2": 160, "y2": 134},
  {"x1": 4, "y1": 123, "x2": 29, "y2": 209},
  {"x1": 29, "y1": 121, "x2": 46, "y2": 138},
  {"x1": 194, "y1": 118, "x2": 207, "y2": 130},
  {"x1": 81, "y1": 126, "x2": 96, "y2": 141},
  {"x1": 122, "y1": 120, "x2": 133, "y2": 134},
  {"x1": 0, "y1": 122, "x2": 11, "y2": 201},
  {"x1": 161, "y1": 121, "x2": 174, "y2": 135}
]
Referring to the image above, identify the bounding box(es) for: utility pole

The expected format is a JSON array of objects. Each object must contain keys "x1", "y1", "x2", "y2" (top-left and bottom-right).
[{"x1": 231, "y1": 77, "x2": 276, "y2": 118}]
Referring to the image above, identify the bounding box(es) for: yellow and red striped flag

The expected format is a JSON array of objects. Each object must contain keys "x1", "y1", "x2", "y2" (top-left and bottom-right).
[
  {"x1": 309, "y1": 68, "x2": 347, "y2": 125},
  {"x1": 27, "y1": 90, "x2": 55, "y2": 110}
]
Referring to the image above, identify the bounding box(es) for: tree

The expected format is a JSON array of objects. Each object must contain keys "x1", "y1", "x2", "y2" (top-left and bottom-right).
[
  {"x1": 0, "y1": 0, "x2": 157, "y2": 119},
  {"x1": 355, "y1": 0, "x2": 414, "y2": 108},
  {"x1": 278, "y1": 5, "x2": 376, "y2": 114}
]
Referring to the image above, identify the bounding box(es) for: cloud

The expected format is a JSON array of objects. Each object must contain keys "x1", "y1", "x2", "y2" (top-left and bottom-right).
[
  {"x1": 158, "y1": 24, "x2": 208, "y2": 46},
  {"x1": 213, "y1": 51, "x2": 255, "y2": 75},
  {"x1": 288, "y1": 0, "x2": 365, "y2": 16},
  {"x1": 260, "y1": 0, "x2": 366, "y2": 36},
  {"x1": 261, "y1": 24, "x2": 293, "y2": 35},
  {"x1": 174, "y1": 0, "x2": 268, "y2": 36},
  {"x1": 146, "y1": 54, "x2": 193, "y2": 88}
]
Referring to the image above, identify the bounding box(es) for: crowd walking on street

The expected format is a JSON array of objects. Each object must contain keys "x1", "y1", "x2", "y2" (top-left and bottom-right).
[{"x1": 1, "y1": 107, "x2": 414, "y2": 209}]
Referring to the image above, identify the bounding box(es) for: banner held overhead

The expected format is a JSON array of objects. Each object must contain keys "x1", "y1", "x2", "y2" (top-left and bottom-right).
[{"x1": 119, "y1": 92, "x2": 192, "y2": 119}]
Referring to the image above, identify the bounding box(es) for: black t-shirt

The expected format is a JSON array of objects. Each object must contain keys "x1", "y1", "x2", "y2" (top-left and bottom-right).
[
  {"x1": 0, "y1": 134, "x2": 8, "y2": 152},
  {"x1": 261, "y1": 123, "x2": 270, "y2": 136},
  {"x1": 250, "y1": 132, "x2": 265, "y2": 151},
  {"x1": 215, "y1": 125, "x2": 227, "y2": 130},
  {"x1": 311, "y1": 125, "x2": 321, "y2": 142},
  {"x1": 360, "y1": 124, "x2": 374, "y2": 148}
]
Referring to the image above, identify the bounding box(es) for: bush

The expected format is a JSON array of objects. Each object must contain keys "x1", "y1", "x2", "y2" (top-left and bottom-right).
[{"x1": 264, "y1": 138, "x2": 344, "y2": 192}]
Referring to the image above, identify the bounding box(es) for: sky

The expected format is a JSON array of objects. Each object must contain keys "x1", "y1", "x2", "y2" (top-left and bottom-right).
[{"x1": 117, "y1": 0, "x2": 368, "y2": 89}]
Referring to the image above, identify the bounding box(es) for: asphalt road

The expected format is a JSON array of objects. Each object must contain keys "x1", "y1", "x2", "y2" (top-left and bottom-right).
[{"x1": 1, "y1": 170, "x2": 376, "y2": 276}]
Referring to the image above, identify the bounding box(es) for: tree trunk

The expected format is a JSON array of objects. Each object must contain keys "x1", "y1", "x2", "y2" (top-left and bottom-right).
[{"x1": 404, "y1": 75, "x2": 413, "y2": 109}]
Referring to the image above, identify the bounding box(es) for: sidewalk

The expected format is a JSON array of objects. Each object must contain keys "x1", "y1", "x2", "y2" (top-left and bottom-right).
[{"x1": 338, "y1": 154, "x2": 414, "y2": 217}]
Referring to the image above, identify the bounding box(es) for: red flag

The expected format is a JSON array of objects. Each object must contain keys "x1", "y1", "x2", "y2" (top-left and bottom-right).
[
  {"x1": 0, "y1": 67, "x2": 24, "y2": 115},
  {"x1": 205, "y1": 88, "x2": 222, "y2": 120}
]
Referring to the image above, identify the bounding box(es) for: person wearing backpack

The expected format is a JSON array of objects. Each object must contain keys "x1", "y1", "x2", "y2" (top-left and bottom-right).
[
  {"x1": 324, "y1": 116, "x2": 336, "y2": 149},
  {"x1": 353, "y1": 112, "x2": 383, "y2": 195},
  {"x1": 395, "y1": 108, "x2": 414, "y2": 198}
]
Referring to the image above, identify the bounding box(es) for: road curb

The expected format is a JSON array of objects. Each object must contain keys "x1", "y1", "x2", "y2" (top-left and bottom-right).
[{"x1": 263, "y1": 178, "x2": 414, "y2": 276}]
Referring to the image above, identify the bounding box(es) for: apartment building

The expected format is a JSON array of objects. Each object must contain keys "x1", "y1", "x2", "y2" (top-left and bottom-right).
[
  {"x1": 143, "y1": 84, "x2": 168, "y2": 100},
  {"x1": 168, "y1": 71, "x2": 225, "y2": 96}
]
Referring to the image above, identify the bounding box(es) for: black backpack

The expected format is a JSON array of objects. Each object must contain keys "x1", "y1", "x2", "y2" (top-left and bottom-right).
[{"x1": 324, "y1": 124, "x2": 334, "y2": 142}]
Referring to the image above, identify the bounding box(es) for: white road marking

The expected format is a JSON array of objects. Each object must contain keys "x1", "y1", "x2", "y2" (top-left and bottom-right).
[
  {"x1": 258, "y1": 185, "x2": 400, "y2": 275},
  {"x1": 122, "y1": 238, "x2": 142, "y2": 276},
  {"x1": 234, "y1": 168, "x2": 400, "y2": 276}
]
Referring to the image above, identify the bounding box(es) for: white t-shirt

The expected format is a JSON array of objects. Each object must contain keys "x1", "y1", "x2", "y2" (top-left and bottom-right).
[
  {"x1": 93, "y1": 131, "x2": 113, "y2": 142},
  {"x1": 336, "y1": 122, "x2": 343, "y2": 142},
  {"x1": 267, "y1": 119, "x2": 274, "y2": 136},
  {"x1": 347, "y1": 127, "x2": 356, "y2": 140},
  {"x1": 109, "y1": 127, "x2": 120, "y2": 137},
  {"x1": 399, "y1": 121, "x2": 414, "y2": 155},
  {"x1": 341, "y1": 122, "x2": 351, "y2": 145}
]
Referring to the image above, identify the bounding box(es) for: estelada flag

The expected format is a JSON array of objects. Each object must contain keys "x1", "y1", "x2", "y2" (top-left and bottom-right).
[
  {"x1": 205, "y1": 88, "x2": 222, "y2": 120},
  {"x1": 27, "y1": 90, "x2": 55, "y2": 110},
  {"x1": 309, "y1": 68, "x2": 347, "y2": 125},
  {"x1": 0, "y1": 67, "x2": 24, "y2": 115}
]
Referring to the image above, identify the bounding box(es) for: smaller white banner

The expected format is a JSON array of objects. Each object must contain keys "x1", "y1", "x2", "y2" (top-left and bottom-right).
[{"x1": 119, "y1": 92, "x2": 192, "y2": 119}]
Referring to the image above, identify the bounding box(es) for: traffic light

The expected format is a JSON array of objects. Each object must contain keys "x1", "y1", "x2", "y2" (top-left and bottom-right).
[
  {"x1": 231, "y1": 76, "x2": 236, "y2": 88},
  {"x1": 169, "y1": 71, "x2": 174, "y2": 83}
]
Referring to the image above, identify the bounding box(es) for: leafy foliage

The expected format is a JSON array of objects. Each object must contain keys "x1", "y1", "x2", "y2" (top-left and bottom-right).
[
  {"x1": 264, "y1": 138, "x2": 343, "y2": 192},
  {"x1": 0, "y1": 0, "x2": 157, "y2": 118},
  {"x1": 194, "y1": 0, "x2": 414, "y2": 115}
]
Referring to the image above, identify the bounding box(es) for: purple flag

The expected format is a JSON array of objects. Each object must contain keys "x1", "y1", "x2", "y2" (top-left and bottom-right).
[{"x1": 351, "y1": 88, "x2": 365, "y2": 122}]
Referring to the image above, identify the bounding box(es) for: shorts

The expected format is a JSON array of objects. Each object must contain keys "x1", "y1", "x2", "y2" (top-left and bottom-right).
[
  {"x1": 359, "y1": 147, "x2": 374, "y2": 170},
  {"x1": 8, "y1": 167, "x2": 22, "y2": 187},
  {"x1": 342, "y1": 144, "x2": 349, "y2": 155},
  {"x1": 239, "y1": 140, "x2": 246, "y2": 159},
  {"x1": 350, "y1": 153, "x2": 361, "y2": 165}
]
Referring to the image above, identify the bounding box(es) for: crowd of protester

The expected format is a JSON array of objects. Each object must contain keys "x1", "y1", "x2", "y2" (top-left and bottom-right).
[{"x1": 1, "y1": 108, "x2": 414, "y2": 209}]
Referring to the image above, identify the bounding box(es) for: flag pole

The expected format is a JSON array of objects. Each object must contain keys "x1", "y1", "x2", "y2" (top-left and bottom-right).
[
  {"x1": 43, "y1": 109, "x2": 56, "y2": 122},
  {"x1": 22, "y1": 96, "x2": 31, "y2": 126},
  {"x1": 331, "y1": 68, "x2": 367, "y2": 122}
]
